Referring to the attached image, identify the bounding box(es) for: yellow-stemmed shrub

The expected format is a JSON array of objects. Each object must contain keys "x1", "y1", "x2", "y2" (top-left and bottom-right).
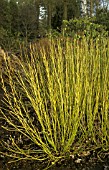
[{"x1": 0, "y1": 37, "x2": 109, "y2": 169}]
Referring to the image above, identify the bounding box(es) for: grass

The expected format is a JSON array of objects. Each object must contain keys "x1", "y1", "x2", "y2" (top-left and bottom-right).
[{"x1": 0, "y1": 36, "x2": 109, "y2": 169}]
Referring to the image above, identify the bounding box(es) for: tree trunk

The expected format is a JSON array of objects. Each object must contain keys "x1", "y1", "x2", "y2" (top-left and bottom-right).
[
  {"x1": 63, "y1": 0, "x2": 67, "y2": 20},
  {"x1": 35, "y1": 0, "x2": 40, "y2": 30},
  {"x1": 95, "y1": 0, "x2": 100, "y2": 13},
  {"x1": 47, "y1": 2, "x2": 52, "y2": 29},
  {"x1": 90, "y1": 0, "x2": 93, "y2": 17}
]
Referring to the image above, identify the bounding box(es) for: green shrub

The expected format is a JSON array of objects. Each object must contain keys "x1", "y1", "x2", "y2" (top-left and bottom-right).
[{"x1": 62, "y1": 17, "x2": 108, "y2": 38}]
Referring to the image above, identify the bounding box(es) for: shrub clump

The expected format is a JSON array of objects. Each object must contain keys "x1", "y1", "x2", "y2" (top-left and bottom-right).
[{"x1": 0, "y1": 37, "x2": 109, "y2": 169}]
